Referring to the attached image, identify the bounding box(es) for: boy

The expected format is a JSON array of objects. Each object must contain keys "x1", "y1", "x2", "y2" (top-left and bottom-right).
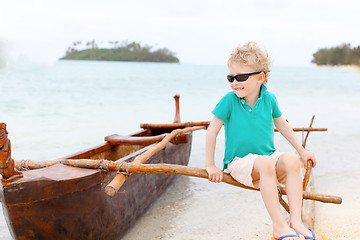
[{"x1": 205, "y1": 42, "x2": 325, "y2": 240}]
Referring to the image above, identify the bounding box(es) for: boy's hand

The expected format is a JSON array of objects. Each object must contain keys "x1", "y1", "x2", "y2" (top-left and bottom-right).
[
  {"x1": 299, "y1": 149, "x2": 317, "y2": 168},
  {"x1": 205, "y1": 165, "x2": 224, "y2": 183}
]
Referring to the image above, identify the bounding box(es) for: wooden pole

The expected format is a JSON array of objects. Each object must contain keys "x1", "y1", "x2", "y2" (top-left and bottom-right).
[
  {"x1": 104, "y1": 174, "x2": 128, "y2": 197},
  {"x1": 275, "y1": 127, "x2": 327, "y2": 132},
  {"x1": 173, "y1": 94, "x2": 181, "y2": 123},
  {"x1": 302, "y1": 116, "x2": 315, "y2": 191},
  {"x1": 62, "y1": 159, "x2": 342, "y2": 204},
  {"x1": 141, "y1": 121, "x2": 327, "y2": 133},
  {"x1": 279, "y1": 196, "x2": 290, "y2": 213},
  {"x1": 300, "y1": 116, "x2": 316, "y2": 228},
  {"x1": 302, "y1": 115, "x2": 315, "y2": 148},
  {"x1": 140, "y1": 121, "x2": 210, "y2": 129},
  {"x1": 303, "y1": 160, "x2": 313, "y2": 191},
  {"x1": 104, "y1": 125, "x2": 206, "y2": 196},
  {"x1": 15, "y1": 160, "x2": 60, "y2": 171}
]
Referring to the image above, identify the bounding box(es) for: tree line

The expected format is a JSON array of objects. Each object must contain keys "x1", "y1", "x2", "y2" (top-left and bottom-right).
[
  {"x1": 312, "y1": 43, "x2": 360, "y2": 66},
  {"x1": 60, "y1": 40, "x2": 179, "y2": 63}
]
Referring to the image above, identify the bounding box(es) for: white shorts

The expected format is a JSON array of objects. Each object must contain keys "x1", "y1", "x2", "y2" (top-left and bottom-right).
[{"x1": 227, "y1": 151, "x2": 284, "y2": 189}]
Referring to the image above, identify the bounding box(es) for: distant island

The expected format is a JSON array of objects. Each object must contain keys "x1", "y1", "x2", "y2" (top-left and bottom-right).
[
  {"x1": 312, "y1": 43, "x2": 360, "y2": 66},
  {"x1": 60, "y1": 40, "x2": 179, "y2": 63}
]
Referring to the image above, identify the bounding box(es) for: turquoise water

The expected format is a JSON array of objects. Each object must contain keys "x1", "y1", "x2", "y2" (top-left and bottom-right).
[{"x1": 0, "y1": 60, "x2": 360, "y2": 238}]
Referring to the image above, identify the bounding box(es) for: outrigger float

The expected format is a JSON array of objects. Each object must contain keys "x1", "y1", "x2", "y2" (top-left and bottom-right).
[{"x1": 0, "y1": 95, "x2": 341, "y2": 240}]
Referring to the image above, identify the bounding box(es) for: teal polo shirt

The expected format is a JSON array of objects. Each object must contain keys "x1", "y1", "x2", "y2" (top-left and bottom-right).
[{"x1": 212, "y1": 85, "x2": 282, "y2": 170}]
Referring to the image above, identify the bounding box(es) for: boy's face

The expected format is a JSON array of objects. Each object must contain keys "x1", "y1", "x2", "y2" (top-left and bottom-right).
[{"x1": 227, "y1": 62, "x2": 264, "y2": 99}]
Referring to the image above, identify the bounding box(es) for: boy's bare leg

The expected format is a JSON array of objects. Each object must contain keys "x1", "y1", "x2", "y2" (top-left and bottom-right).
[
  {"x1": 276, "y1": 153, "x2": 323, "y2": 240},
  {"x1": 252, "y1": 156, "x2": 303, "y2": 240}
]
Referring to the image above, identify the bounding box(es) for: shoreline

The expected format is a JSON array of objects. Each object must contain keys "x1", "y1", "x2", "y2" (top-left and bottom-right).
[{"x1": 315, "y1": 64, "x2": 360, "y2": 70}]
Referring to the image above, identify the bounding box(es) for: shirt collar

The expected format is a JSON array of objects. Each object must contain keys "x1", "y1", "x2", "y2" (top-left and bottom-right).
[{"x1": 259, "y1": 84, "x2": 267, "y2": 100}]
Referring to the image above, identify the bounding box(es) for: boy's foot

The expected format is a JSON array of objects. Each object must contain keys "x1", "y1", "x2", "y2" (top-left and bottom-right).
[
  {"x1": 271, "y1": 231, "x2": 300, "y2": 240},
  {"x1": 302, "y1": 228, "x2": 328, "y2": 240},
  {"x1": 272, "y1": 226, "x2": 304, "y2": 240},
  {"x1": 290, "y1": 222, "x2": 325, "y2": 240}
]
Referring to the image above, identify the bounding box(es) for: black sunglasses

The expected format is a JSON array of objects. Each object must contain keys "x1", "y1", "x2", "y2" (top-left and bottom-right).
[{"x1": 227, "y1": 72, "x2": 261, "y2": 82}]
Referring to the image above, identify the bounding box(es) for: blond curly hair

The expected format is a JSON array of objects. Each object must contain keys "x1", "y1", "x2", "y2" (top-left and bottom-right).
[{"x1": 228, "y1": 42, "x2": 271, "y2": 84}]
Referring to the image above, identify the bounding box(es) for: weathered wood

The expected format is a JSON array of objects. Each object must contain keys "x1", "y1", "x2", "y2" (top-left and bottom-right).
[
  {"x1": 141, "y1": 121, "x2": 327, "y2": 133},
  {"x1": 105, "y1": 173, "x2": 129, "y2": 197},
  {"x1": 303, "y1": 160, "x2": 313, "y2": 191},
  {"x1": 279, "y1": 196, "x2": 290, "y2": 213},
  {"x1": 302, "y1": 116, "x2": 315, "y2": 191},
  {"x1": 63, "y1": 159, "x2": 342, "y2": 204},
  {"x1": 300, "y1": 116, "x2": 316, "y2": 229},
  {"x1": 104, "y1": 125, "x2": 206, "y2": 196},
  {"x1": 141, "y1": 121, "x2": 211, "y2": 129},
  {"x1": 173, "y1": 94, "x2": 181, "y2": 123},
  {"x1": 275, "y1": 127, "x2": 327, "y2": 132},
  {"x1": 302, "y1": 115, "x2": 315, "y2": 148},
  {"x1": 104, "y1": 133, "x2": 167, "y2": 145},
  {"x1": 15, "y1": 159, "x2": 60, "y2": 171}
]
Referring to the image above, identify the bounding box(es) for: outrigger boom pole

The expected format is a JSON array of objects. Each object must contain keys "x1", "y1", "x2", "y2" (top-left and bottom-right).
[{"x1": 60, "y1": 159, "x2": 342, "y2": 205}]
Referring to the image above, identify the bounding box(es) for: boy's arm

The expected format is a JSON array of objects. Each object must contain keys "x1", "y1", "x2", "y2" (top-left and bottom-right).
[
  {"x1": 273, "y1": 116, "x2": 317, "y2": 168},
  {"x1": 205, "y1": 116, "x2": 224, "y2": 183}
]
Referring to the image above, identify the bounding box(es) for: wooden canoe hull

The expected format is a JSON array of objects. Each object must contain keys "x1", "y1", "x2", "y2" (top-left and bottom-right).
[{"x1": 0, "y1": 131, "x2": 192, "y2": 240}]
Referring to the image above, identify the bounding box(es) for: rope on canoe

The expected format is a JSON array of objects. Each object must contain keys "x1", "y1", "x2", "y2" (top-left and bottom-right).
[
  {"x1": 94, "y1": 158, "x2": 132, "y2": 175},
  {"x1": 94, "y1": 159, "x2": 110, "y2": 172},
  {"x1": 17, "y1": 160, "x2": 30, "y2": 171},
  {"x1": 116, "y1": 160, "x2": 131, "y2": 176}
]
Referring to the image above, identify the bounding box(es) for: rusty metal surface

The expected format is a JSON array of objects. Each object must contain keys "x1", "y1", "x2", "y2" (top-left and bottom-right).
[{"x1": 0, "y1": 132, "x2": 192, "y2": 240}]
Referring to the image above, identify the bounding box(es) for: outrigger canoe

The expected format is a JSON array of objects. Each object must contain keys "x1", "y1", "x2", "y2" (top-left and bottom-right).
[
  {"x1": 0, "y1": 96, "x2": 342, "y2": 240},
  {"x1": 0, "y1": 96, "x2": 198, "y2": 240}
]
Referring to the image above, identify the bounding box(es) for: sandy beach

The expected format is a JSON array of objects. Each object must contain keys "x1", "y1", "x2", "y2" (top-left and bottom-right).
[
  {"x1": 314, "y1": 171, "x2": 360, "y2": 239},
  {"x1": 120, "y1": 170, "x2": 359, "y2": 240}
]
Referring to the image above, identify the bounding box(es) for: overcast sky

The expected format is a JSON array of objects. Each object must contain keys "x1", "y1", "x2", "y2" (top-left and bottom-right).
[{"x1": 1, "y1": 0, "x2": 359, "y2": 66}]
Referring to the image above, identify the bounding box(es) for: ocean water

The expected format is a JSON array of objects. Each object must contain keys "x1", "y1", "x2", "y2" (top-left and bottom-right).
[{"x1": 0, "y1": 61, "x2": 359, "y2": 239}]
